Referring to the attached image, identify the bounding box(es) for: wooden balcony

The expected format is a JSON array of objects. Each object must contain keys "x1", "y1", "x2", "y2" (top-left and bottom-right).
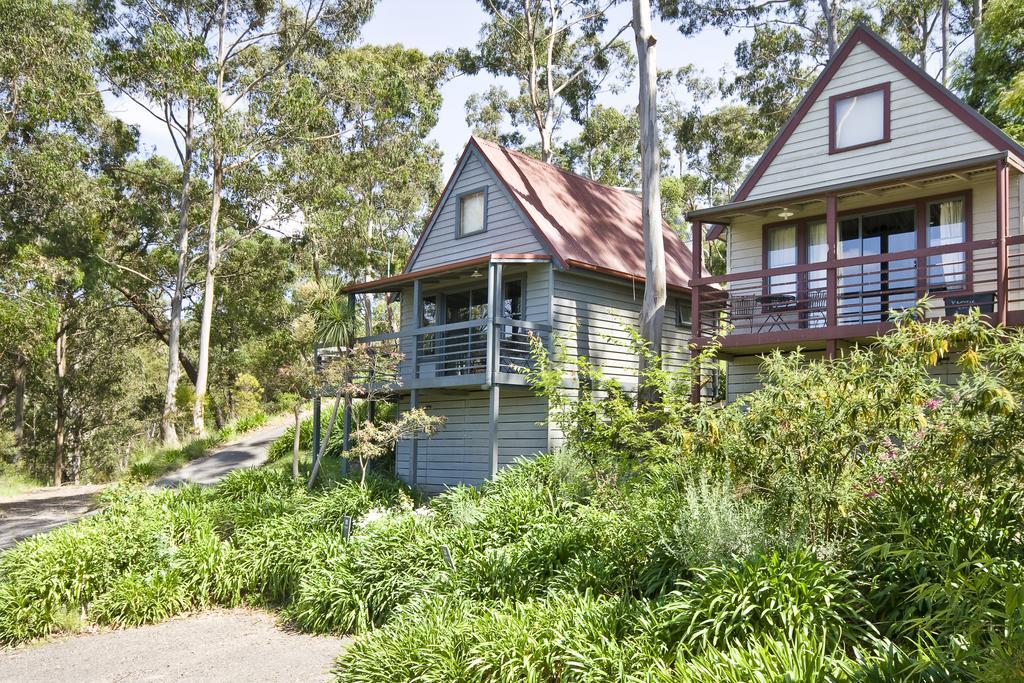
[
  {"x1": 356, "y1": 317, "x2": 550, "y2": 391},
  {"x1": 691, "y1": 235, "x2": 1024, "y2": 353}
]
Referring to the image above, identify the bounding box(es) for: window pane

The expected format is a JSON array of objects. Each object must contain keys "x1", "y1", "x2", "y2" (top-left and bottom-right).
[
  {"x1": 445, "y1": 291, "x2": 470, "y2": 323},
  {"x1": 502, "y1": 280, "x2": 522, "y2": 319},
  {"x1": 470, "y1": 287, "x2": 488, "y2": 320},
  {"x1": 460, "y1": 191, "x2": 485, "y2": 235},
  {"x1": 835, "y1": 89, "x2": 885, "y2": 149},
  {"x1": 806, "y1": 221, "x2": 827, "y2": 290},
  {"x1": 421, "y1": 295, "x2": 437, "y2": 327},
  {"x1": 768, "y1": 225, "x2": 797, "y2": 295},
  {"x1": 420, "y1": 295, "x2": 438, "y2": 355},
  {"x1": 927, "y1": 198, "x2": 966, "y2": 289}
]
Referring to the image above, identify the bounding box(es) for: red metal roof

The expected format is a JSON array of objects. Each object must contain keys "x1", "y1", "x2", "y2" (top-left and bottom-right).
[{"x1": 470, "y1": 136, "x2": 696, "y2": 290}]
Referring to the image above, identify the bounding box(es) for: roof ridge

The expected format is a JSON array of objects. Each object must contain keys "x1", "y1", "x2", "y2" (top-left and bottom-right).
[{"x1": 471, "y1": 134, "x2": 646, "y2": 206}]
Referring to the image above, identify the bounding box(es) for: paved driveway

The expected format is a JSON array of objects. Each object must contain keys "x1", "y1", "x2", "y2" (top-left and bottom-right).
[
  {"x1": 0, "y1": 415, "x2": 297, "y2": 550},
  {"x1": 0, "y1": 485, "x2": 106, "y2": 550},
  {"x1": 0, "y1": 609, "x2": 347, "y2": 682},
  {"x1": 154, "y1": 414, "x2": 297, "y2": 488}
]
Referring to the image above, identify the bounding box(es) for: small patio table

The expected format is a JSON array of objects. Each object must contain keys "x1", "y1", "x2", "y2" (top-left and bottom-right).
[{"x1": 755, "y1": 293, "x2": 796, "y2": 332}]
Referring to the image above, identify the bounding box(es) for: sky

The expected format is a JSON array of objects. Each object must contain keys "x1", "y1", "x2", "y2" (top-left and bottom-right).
[
  {"x1": 359, "y1": 0, "x2": 743, "y2": 175},
  {"x1": 103, "y1": 0, "x2": 745, "y2": 177}
]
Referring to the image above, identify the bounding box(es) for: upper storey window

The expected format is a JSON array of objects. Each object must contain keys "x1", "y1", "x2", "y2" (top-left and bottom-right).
[
  {"x1": 829, "y1": 83, "x2": 890, "y2": 153},
  {"x1": 458, "y1": 189, "x2": 486, "y2": 236}
]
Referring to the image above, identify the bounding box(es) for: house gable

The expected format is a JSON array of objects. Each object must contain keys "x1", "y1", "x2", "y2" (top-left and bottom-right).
[
  {"x1": 737, "y1": 26, "x2": 1024, "y2": 203},
  {"x1": 405, "y1": 146, "x2": 549, "y2": 273}
]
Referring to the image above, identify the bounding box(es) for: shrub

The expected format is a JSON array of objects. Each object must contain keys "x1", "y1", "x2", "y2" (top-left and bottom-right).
[
  {"x1": 462, "y1": 591, "x2": 659, "y2": 682},
  {"x1": 525, "y1": 329, "x2": 718, "y2": 468},
  {"x1": 231, "y1": 410, "x2": 268, "y2": 434},
  {"x1": 335, "y1": 592, "x2": 661, "y2": 683},
  {"x1": 647, "y1": 634, "x2": 843, "y2": 683},
  {"x1": 657, "y1": 550, "x2": 875, "y2": 656},
  {"x1": 334, "y1": 595, "x2": 486, "y2": 683},
  {"x1": 90, "y1": 569, "x2": 191, "y2": 628},
  {"x1": 853, "y1": 477, "x2": 1024, "y2": 667},
  {"x1": 232, "y1": 373, "x2": 264, "y2": 419},
  {"x1": 0, "y1": 467, "x2": 411, "y2": 645},
  {"x1": 288, "y1": 512, "x2": 452, "y2": 634},
  {"x1": 633, "y1": 471, "x2": 772, "y2": 597},
  {"x1": 0, "y1": 486, "x2": 178, "y2": 643}
]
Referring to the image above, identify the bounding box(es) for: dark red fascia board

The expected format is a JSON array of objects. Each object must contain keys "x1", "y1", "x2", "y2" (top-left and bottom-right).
[
  {"x1": 346, "y1": 253, "x2": 550, "y2": 293},
  {"x1": 564, "y1": 258, "x2": 693, "y2": 293}
]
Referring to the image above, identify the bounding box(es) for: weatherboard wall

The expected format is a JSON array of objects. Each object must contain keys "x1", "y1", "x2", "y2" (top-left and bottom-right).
[
  {"x1": 551, "y1": 270, "x2": 691, "y2": 382},
  {"x1": 393, "y1": 387, "x2": 548, "y2": 490},
  {"x1": 406, "y1": 150, "x2": 547, "y2": 273},
  {"x1": 547, "y1": 269, "x2": 692, "y2": 448}
]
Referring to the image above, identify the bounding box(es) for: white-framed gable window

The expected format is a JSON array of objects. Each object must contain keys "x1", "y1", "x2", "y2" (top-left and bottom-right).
[
  {"x1": 829, "y1": 82, "x2": 890, "y2": 154},
  {"x1": 457, "y1": 188, "x2": 486, "y2": 237}
]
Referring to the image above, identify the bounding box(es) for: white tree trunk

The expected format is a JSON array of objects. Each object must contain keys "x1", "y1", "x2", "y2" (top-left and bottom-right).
[
  {"x1": 817, "y1": 0, "x2": 837, "y2": 56},
  {"x1": 161, "y1": 116, "x2": 193, "y2": 447},
  {"x1": 973, "y1": 0, "x2": 983, "y2": 58},
  {"x1": 193, "y1": 151, "x2": 222, "y2": 436},
  {"x1": 193, "y1": 4, "x2": 228, "y2": 437},
  {"x1": 941, "y1": 0, "x2": 950, "y2": 86},
  {"x1": 53, "y1": 318, "x2": 67, "y2": 486},
  {"x1": 633, "y1": 0, "x2": 666, "y2": 397}
]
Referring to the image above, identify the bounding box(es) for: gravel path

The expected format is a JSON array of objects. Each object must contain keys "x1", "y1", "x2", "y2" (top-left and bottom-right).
[
  {"x1": 154, "y1": 413, "x2": 297, "y2": 488},
  {"x1": 0, "y1": 415, "x2": 297, "y2": 550},
  {"x1": 0, "y1": 609, "x2": 348, "y2": 682},
  {"x1": 0, "y1": 484, "x2": 106, "y2": 550}
]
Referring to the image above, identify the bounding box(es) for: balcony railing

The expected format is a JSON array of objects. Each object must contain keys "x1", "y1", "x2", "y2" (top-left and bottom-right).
[
  {"x1": 355, "y1": 317, "x2": 550, "y2": 389},
  {"x1": 692, "y1": 236, "x2": 1024, "y2": 346}
]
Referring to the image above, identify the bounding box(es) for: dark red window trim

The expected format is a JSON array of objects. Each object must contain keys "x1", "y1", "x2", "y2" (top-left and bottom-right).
[{"x1": 828, "y1": 82, "x2": 891, "y2": 154}]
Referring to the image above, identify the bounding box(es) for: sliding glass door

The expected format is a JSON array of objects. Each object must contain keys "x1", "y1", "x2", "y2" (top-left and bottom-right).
[
  {"x1": 443, "y1": 286, "x2": 487, "y2": 374},
  {"x1": 839, "y1": 207, "x2": 916, "y2": 324},
  {"x1": 806, "y1": 221, "x2": 828, "y2": 327}
]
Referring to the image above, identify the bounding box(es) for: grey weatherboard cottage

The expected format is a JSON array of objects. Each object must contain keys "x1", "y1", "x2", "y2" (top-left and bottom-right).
[{"x1": 346, "y1": 135, "x2": 698, "y2": 491}]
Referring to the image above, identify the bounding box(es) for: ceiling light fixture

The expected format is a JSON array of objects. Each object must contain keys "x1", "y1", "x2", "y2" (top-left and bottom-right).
[{"x1": 777, "y1": 208, "x2": 795, "y2": 220}]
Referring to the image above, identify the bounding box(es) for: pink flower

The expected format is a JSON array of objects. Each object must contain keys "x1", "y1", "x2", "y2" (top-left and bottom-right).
[{"x1": 924, "y1": 398, "x2": 943, "y2": 410}]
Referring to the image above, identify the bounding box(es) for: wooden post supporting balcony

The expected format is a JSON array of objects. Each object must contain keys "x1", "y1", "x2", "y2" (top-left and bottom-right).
[
  {"x1": 690, "y1": 221, "x2": 703, "y2": 404},
  {"x1": 409, "y1": 388, "x2": 418, "y2": 485},
  {"x1": 691, "y1": 221, "x2": 703, "y2": 340},
  {"x1": 825, "y1": 195, "x2": 838, "y2": 330},
  {"x1": 486, "y1": 261, "x2": 502, "y2": 384},
  {"x1": 411, "y1": 278, "x2": 421, "y2": 378},
  {"x1": 487, "y1": 260, "x2": 502, "y2": 478},
  {"x1": 996, "y1": 158, "x2": 1009, "y2": 326},
  {"x1": 342, "y1": 291, "x2": 356, "y2": 475}
]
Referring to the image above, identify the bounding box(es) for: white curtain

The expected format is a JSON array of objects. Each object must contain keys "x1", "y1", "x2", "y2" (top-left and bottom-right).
[
  {"x1": 835, "y1": 89, "x2": 885, "y2": 149},
  {"x1": 927, "y1": 199, "x2": 965, "y2": 288},
  {"x1": 806, "y1": 221, "x2": 827, "y2": 290},
  {"x1": 768, "y1": 225, "x2": 797, "y2": 295}
]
